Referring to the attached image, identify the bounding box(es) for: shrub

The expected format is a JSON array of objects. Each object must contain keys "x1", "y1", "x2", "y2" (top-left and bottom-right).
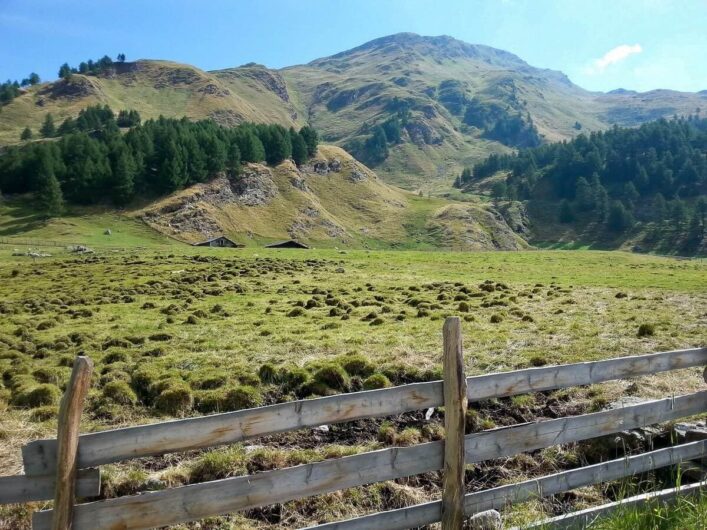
[
  {"x1": 637, "y1": 323, "x2": 655, "y2": 337},
  {"x1": 341, "y1": 355, "x2": 374, "y2": 377},
  {"x1": 192, "y1": 372, "x2": 228, "y2": 390},
  {"x1": 313, "y1": 364, "x2": 349, "y2": 391},
  {"x1": 16, "y1": 384, "x2": 62, "y2": 408},
  {"x1": 30, "y1": 405, "x2": 58, "y2": 422},
  {"x1": 296, "y1": 380, "x2": 332, "y2": 397},
  {"x1": 458, "y1": 301, "x2": 470, "y2": 312},
  {"x1": 363, "y1": 373, "x2": 391, "y2": 390},
  {"x1": 278, "y1": 366, "x2": 309, "y2": 392},
  {"x1": 102, "y1": 338, "x2": 131, "y2": 350},
  {"x1": 223, "y1": 385, "x2": 263, "y2": 411},
  {"x1": 102, "y1": 381, "x2": 138, "y2": 405},
  {"x1": 370, "y1": 317, "x2": 384, "y2": 326},
  {"x1": 490, "y1": 314, "x2": 503, "y2": 323},
  {"x1": 188, "y1": 447, "x2": 246, "y2": 483},
  {"x1": 528, "y1": 355, "x2": 547, "y2": 367},
  {"x1": 194, "y1": 389, "x2": 225, "y2": 413},
  {"x1": 130, "y1": 366, "x2": 161, "y2": 401},
  {"x1": 287, "y1": 307, "x2": 305, "y2": 317},
  {"x1": 103, "y1": 350, "x2": 130, "y2": 364},
  {"x1": 258, "y1": 363, "x2": 277, "y2": 384},
  {"x1": 377, "y1": 421, "x2": 396, "y2": 444},
  {"x1": 155, "y1": 384, "x2": 193, "y2": 414},
  {"x1": 397, "y1": 427, "x2": 422, "y2": 446}
]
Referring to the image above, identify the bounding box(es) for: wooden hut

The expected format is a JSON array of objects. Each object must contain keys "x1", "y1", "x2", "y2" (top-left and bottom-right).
[
  {"x1": 264, "y1": 240, "x2": 310, "y2": 249},
  {"x1": 193, "y1": 236, "x2": 243, "y2": 248}
]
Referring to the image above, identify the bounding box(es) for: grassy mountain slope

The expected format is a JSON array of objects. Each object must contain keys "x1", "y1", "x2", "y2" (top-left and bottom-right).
[
  {"x1": 1, "y1": 34, "x2": 704, "y2": 191},
  {"x1": 0, "y1": 61, "x2": 300, "y2": 145},
  {"x1": 137, "y1": 145, "x2": 528, "y2": 250}
]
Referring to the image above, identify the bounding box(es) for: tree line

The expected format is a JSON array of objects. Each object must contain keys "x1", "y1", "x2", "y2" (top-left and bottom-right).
[
  {"x1": 0, "y1": 73, "x2": 41, "y2": 106},
  {"x1": 455, "y1": 115, "x2": 707, "y2": 248},
  {"x1": 1, "y1": 105, "x2": 318, "y2": 216},
  {"x1": 58, "y1": 54, "x2": 126, "y2": 79}
]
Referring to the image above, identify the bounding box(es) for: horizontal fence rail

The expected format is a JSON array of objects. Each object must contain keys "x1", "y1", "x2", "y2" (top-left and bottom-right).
[
  {"x1": 302, "y1": 440, "x2": 707, "y2": 530},
  {"x1": 22, "y1": 347, "x2": 707, "y2": 476},
  {"x1": 0, "y1": 469, "x2": 99, "y2": 504},
  {"x1": 31, "y1": 391, "x2": 707, "y2": 530},
  {"x1": 520, "y1": 481, "x2": 706, "y2": 530}
]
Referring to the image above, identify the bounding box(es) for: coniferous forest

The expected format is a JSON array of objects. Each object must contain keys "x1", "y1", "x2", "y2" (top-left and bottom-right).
[
  {"x1": 456, "y1": 116, "x2": 707, "y2": 250},
  {"x1": 0, "y1": 105, "x2": 318, "y2": 215}
]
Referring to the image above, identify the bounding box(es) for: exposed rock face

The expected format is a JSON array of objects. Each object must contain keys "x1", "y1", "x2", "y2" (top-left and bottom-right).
[
  {"x1": 198, "y1": 83, "x2": 230, "y2": 97},
  {"x1": 39, "y1": 76, "x2": 100, "y2": 101},
  {"x1": 239, "y1": 67, "x2": 291, "y2": 102},
  {"x1": 231, "y1": 166, "x2": 278, "y2": 206},
  {"x1": 209, "y1": 109, "x2": 246, "y2": 127},
  {"x1": 404, "y1": 119, "x2": 443, "y2": 145},
  {"x1": 310, "y1": 158, "x2": 343, "y2": 175}
]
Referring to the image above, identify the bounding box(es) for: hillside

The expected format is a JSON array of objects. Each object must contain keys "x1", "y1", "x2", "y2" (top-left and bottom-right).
[
  {"x1": 2, "y1": 34, "x2": 705, "y2": 190},
  {"x1": 458, "y1": 116, "x2": 707, "y2": 255},
  {"x1": 137, "y1": 145, "x2": 529, "y2": 250}
]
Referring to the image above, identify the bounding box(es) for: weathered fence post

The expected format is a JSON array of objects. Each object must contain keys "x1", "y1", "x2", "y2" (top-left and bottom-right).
[
  {"x1": 442, "y1": 317, "x2": 468, "y2": 529},
  {"x1": 51, "y1": 356, "x2": 93, "y2": 530}
]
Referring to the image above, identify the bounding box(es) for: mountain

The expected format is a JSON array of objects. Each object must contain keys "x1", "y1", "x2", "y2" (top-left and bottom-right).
[{"x1": 1, "y1": 33, "x2": 705, "y2": 191}]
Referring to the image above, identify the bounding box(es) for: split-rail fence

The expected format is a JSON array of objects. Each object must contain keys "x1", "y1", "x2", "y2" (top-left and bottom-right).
[{"x1": 1, "y1": 317, "x2": 705, "y2": 529}]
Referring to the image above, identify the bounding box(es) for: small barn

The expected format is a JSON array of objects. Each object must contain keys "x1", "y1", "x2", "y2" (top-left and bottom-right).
[
  {"x1": 265, "y1": 240, "x2": 310, "y2": 249},
  {"x1": 193, "y1": 236, "x2": 243, "y2": 248}
]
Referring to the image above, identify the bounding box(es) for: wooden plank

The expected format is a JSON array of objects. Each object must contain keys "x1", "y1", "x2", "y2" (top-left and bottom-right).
[
  {"x1": 32, "y1": 392, "x2": 706, "y2": 530},
  {"x1": 0, "y1": 469, "x2": 100, "y2": 505},
  {"x1": 441, "y1": 317, "x2": 467, "y2": 530},
  {"x1": 23, "y1": 381, "x2": 442, "y2": 476},
  {"x1": 465, "y1": 391, "x2": 707, "y2": 463},
  {"x1": 33, "y1": 441, "x2": 445, "y2": 530},
  {"x1": 52, "y1": 356, "x2": 93, "y2": 530},
  {"x1": 467, "y1": 347, "x2": 707, "y2": 401},
  {"x1": 303, "y1": 440, "x2": 707, "y2": 530},
  {"x1": 23, "y1": 348, "x2": 706, "y2": 476},
  {"x1": 519, "y1": 481, "x2": 706, "y2": 530}
]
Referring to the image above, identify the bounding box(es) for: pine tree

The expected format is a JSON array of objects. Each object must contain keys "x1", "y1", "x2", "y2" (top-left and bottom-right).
[
  {"x1": 290, "y1": 129, "x2": 308, "y2": 166},
  {"x1": 238, "y1": 131, "x2": 265, "y2": 163},
  {"x1": 226, "y1": 142, "x2": 241, "y2": 175},
  {"x1": 37, "y1": 168, "x2": 64, "y2": 217},
  {"x1": 575, "y1": 177, "x2": 594, "y2": 210},
  {"x1": 298, "y1": 126, "x2": 318, "y2": 157},
  {"x1": 669, "y1": 199, "x2": 688, "y2": 228},
  {"x1": 58, "y1": 63, "x2": 72, "y2": 79},
  {"x1": 652, "y1": 193, "x2": 668, "y2": 222},
  {"x1": 491, "y1": 181, "x2": 507, "y2": 200},
  {"x1": 607, "y1": 201, "x2": 633, "y2": 232},
  {"x1": 595, "y1": 183, "x2": 609, "y2": 222},
  {"x1": 559, "y1": 199, "x2": 574, "y2": 223},
  {"x1": 111, "y1": 147, "x2": 136, "y2": 205},
  {"x1": 364, "y1": 126, "x2": 388, "y2": 164},
  {"x1": 264, "y1": 127, "x2": 290, "y2": 166},
  {"x1": 20, "y1": 127, "x2": 32, "y2": 141},
  {"x1": 40, "y1": 114, "x2": 56, "y2": 138}
]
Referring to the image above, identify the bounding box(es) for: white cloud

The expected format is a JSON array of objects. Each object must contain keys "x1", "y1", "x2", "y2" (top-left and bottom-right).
[{"x1": 585, "y1": 44, "x2": 643, "y2": 75}]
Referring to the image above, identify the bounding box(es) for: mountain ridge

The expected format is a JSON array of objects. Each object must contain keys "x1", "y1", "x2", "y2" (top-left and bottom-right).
[{"x1": 1, "y1": 32, "x2": 705, "y2": 190}]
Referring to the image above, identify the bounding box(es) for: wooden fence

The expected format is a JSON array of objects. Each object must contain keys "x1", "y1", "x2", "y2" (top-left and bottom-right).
[{"x1": 1, "y1": 317, "x2": 705, "y2": 530}]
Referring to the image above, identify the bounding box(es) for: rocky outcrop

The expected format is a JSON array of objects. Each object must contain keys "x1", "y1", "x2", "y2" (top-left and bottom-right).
[
  {"x1": 231, "y1": 166, "x2": 278, "y2": 206},
  {"x1": 238, "y1": 67, "x2": 291, "y2": 102},
  {"x1": 38, "y1": 76, "x2": 100, "y2": 102}
]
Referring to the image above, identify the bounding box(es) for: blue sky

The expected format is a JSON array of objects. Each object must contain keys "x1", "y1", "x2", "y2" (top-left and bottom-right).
[{"x1": 1, "y1": 0, "x2": 705, "y2": 92}]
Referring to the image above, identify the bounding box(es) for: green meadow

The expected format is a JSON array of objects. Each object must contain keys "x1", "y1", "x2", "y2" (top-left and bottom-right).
[{"x1": 0, "y1": 244, "x2": 705, "y2": 528}]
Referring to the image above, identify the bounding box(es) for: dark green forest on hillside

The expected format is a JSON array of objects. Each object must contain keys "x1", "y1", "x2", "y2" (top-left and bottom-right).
[
  {"x1": 0, "y1": 105, "x2": 318, "y2": 215},
  {"x1": 456, "y1": 116, "x2": 707, "y2": 252}
]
